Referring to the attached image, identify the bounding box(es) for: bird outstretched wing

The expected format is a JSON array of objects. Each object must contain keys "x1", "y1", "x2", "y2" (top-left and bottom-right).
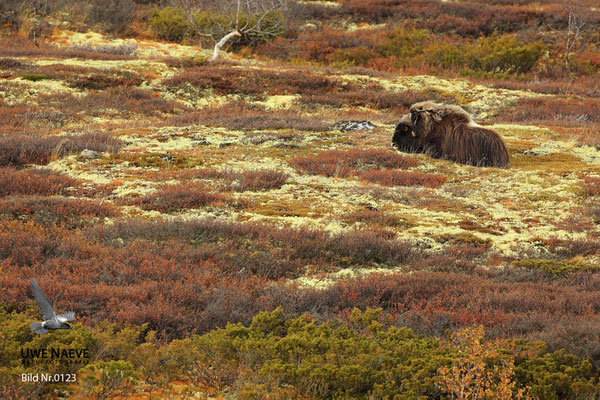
[
  {"x1": 57, "y1": 312, "x2": 75, "y2": 322},
  {"x1": 30, "y1": 322, "x2": 48, "y2": 335},
  {"x1": 31, "y1": 278, "x2": 56, "y2": 321}
]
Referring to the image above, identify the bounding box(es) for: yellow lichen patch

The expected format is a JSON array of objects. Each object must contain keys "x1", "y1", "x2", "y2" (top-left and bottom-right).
[
  {"x1": 102, "y1": 152, "x2": 205, "y2": 169},
  {"x1": 458, "y1": 219, "x2": 504, "y2": 235},
  {"x1": 505, "y1": 139, "x2": 537, "y2": 153},
  {"x1": 249, "y1": 194, "x2": 334, "y2": 219},
  {"x1": 111, "y1": 179, "x2": 158, "y2": 198},
  {"x1": 111, "y1": 128, "x2": 154, "y2": 137},
  {"x1": 418, "y1": 195, "x2": 480, "y2": 215},
  {"x1": 46, "y1": 155, "x2": 114, "y2": 185},
  {"x1": 490, "y1": 124, "x2": 554, "y2": 138},
  {"x1": 31, "y1": 58, "x2": 175, "y2": 78},
  {"x1": 0, "y1": 77, "x2": 79, "y2": 105},
  {"x1": 292, "y1": 267, "x2": 404, "y2": 290},
  {"x1": 511, "y1": 152, "x2": 590, "y2": 173},
  {"x1": 258, "y1": 95, "x2": 299, "y2": 110},
  {"x1": 346, "y1": 22, "x2": 387, "y2": 32},
  {"x1": 161, "y1": 85, "x2": 231, "y2": 108},
  {"x1": 296, "y1": 0, "x2": 341, "y2": 8},
  {"x1": 432, "y1": 232, "x2": 493, "y2": 248},
  {"x1": 572, "y1": 145, "x2": 600, "y2": 164},
  {"x1": 48, "y1": 30, "x2": 209, "y2": 61}
]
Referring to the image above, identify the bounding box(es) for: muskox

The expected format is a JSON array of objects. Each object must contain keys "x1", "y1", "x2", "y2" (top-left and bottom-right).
[{"x1": 392, "y1": 101, "x2": 509, "y2": 168}]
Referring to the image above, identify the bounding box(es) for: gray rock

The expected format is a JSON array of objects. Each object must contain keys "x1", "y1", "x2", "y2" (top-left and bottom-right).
[
  {"x1": 80, "y1": 149, "x2": 101, "y2": 159},
  {"x1": 272, "y1": 142, "x2": 299, "y2": 149},
  {"x1": 333, "y1": 120, "x2": 377, "y2": 132}
]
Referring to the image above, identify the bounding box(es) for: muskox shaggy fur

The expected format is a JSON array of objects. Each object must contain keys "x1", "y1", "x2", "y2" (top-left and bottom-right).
[{"x1": 394, "y1": 101, "x2": 509, "y2": 168}]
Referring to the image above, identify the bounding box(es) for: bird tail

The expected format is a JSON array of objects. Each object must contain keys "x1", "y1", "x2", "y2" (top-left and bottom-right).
[{"x1": 30, "y1": 322, "x2": 47, "y2": 335}]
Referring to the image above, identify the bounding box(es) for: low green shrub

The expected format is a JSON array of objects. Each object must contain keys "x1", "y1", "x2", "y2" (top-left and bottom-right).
[
  {"x1": 1, "y1": 306, "x2": 599, "y2": 398},
  {"x1": 188, "y1": 308, "x2": 600, "y2": 399},
  {"x1": 20, "y1": 73, "x2": 50, "y2": 82},
  {"x1": 331, "y1": 46, "x2": 378, "y2": 67},
  {"x1": 465, "y1": 34, "x2": 544, "y2": 75},
  {"x1": 149, "y1": 7, "x2": 190, "y2": 42},
  {"x1": 377, "y1": 27, "x2": 430, "y2": 59},
  {"x1": 513, "y1": 259, "x2": 599, "y2": 277}
]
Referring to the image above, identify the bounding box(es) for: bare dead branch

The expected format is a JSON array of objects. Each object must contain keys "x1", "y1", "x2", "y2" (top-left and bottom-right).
[{"x1": 171, "y1": 0, "x2": 286, "y2": 61}]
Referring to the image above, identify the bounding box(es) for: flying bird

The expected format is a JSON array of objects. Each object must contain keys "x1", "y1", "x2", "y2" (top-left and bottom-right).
[{"x1": 29, "y1": 278, "x2": 75, "y2": 335}]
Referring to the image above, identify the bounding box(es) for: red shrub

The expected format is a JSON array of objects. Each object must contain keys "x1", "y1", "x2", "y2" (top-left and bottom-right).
[
  {"x1": 127, "y1": 183, "x2": 225, "y2": 213},
  {"x1": 546, "y1": 237, "x2": 600, "y2": 258},
  {"x1": 0, "y1": 216, "x2": 419, "y2": 338},
  {"x1": 583, "y1": 177, "x2": 600, "y2": 196},
  {"x1": 168, "y1": 102, "x2": 329, "y2": 132},
  {"x1": 87, "y1": 217, "x2": 417, "y2": 270},
  {"x1": 0, "y1": 131, "x2": 122, "y2": 166},
  {"x1": 424, "y1": 14, "x2": 480, "y2": 36},
  {"x1": 229, "y1": 169, "x2": 288, "y2": 192},
  {"x1": 0, "y1": 168, "x2": 79, "y2": 196},
  {"x1": 299, "y1": 270, "x2": 600, "y2": 365},
  {"x1": 360, "y1": 169, "x2": 447, "y2": 188},
  {"x1": 292, "y1": 149, "x2": 418, "y2": 178},
  {"x1": 0, "y1": 134, "x2": 61, "y2": 166},
  {"x1": 162, "y1": 168, "x2": 289, "y2": 191},
  {"x1": 67, "y1": 71, "x2": 142, "y2": 90},
  {"x1": 0, "y1": 103, "x2": 68, "y2": 130},
  {"x1": 497, "y1": 97, "x2": 600, "y2": 127},
  {"x1": 0, "y1": 196, "x2": 119, "y2": 228},
  {"x1": 39, "y1": 88, "x2": 181, "y2": 118},
  {"x1": 164, "y1": 66, "x2": 343, "y2": 97},
  {"x1": 341, "y1": 0, "x2": 421, "y2": 23}
]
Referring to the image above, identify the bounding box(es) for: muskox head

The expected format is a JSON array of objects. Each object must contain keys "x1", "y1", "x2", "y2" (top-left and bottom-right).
[
  {"x1": 392, "y1": 113, "x2": 420, "y2": 153},
  {"x1": 409, "y1": 101, "x2": 445, "y2": 141}
]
